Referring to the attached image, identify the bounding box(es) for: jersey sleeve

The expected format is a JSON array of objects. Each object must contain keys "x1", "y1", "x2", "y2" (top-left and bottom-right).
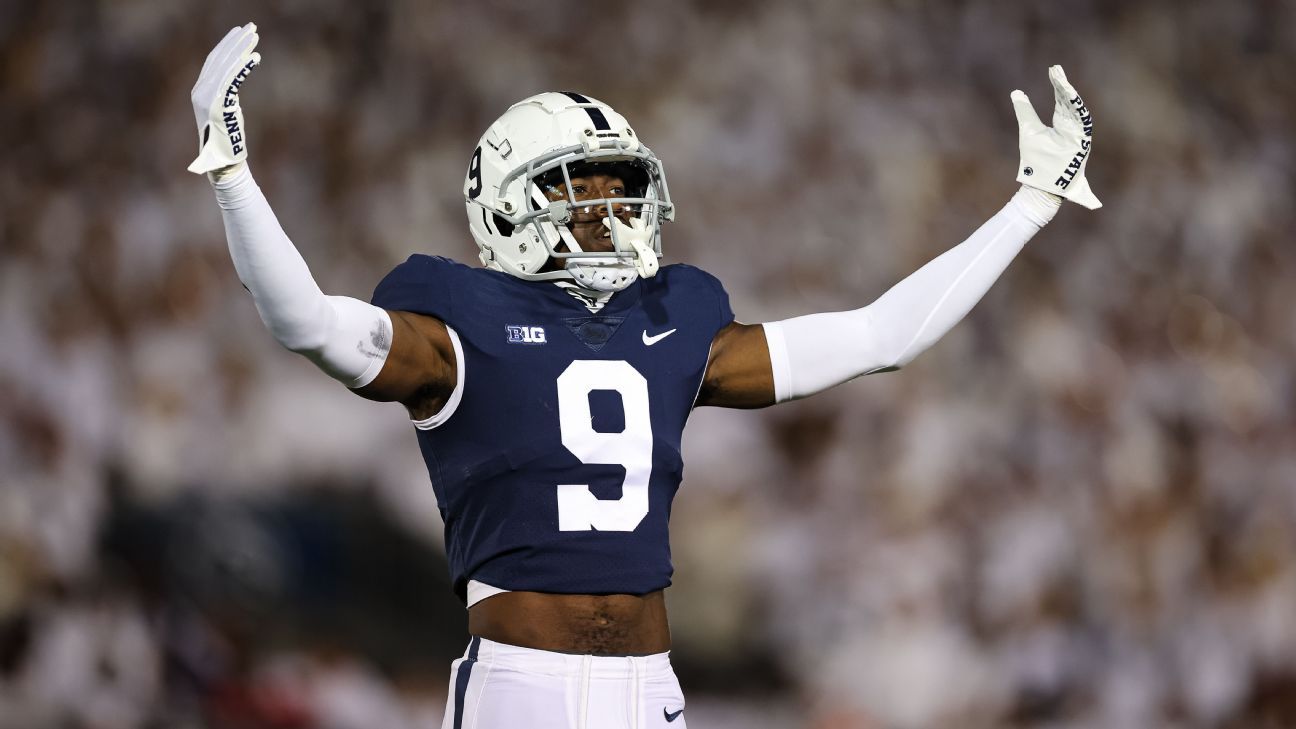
[
  {"x1": 370, "y1": 254, "x2": 458, "y2": 322},
  {"x1": 679, "y1": 264, "x2": 735, "y2": 333},
  {"x1": 709, "y1": 271, "x2": 735, "y2": 329}
]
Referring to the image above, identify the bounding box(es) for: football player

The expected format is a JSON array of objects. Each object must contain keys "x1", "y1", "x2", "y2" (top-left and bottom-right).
[{"x1": 188, "y1": 23, "x2": 1099, "y2": 729}]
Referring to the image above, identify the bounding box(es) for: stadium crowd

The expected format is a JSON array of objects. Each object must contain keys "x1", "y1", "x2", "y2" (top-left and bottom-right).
[{"x1": 2, "y1": 0, "x2": 1294, "y2": 727}]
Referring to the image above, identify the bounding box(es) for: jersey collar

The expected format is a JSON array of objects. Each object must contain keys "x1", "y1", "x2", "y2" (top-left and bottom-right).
[{"x1": 548, "y1": 278, "x2": 644, "y2": 314}]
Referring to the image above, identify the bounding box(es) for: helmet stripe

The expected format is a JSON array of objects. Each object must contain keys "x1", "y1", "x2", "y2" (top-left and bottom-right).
[{"x1": 560, "y1": 91, "x2": 611, "y2": 131}]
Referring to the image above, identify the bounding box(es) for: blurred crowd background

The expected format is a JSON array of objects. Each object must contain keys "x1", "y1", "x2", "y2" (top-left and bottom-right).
[{"x1": 2, "y1": 0, "x2": 1294, "y2": 727}]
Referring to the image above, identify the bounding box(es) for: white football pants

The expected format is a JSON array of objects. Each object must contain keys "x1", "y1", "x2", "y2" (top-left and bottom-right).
[{"x1": 442, "y1": 637, "x2": 688, "y2": 729}]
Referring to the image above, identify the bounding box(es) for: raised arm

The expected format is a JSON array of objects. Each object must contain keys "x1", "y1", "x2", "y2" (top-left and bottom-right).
[
  {"x1": 188, "y1": 24, "x2": 455, "y2": 415},
  {"x1": 698, "y1": 66, "x2": 1099, "y2": 408}
]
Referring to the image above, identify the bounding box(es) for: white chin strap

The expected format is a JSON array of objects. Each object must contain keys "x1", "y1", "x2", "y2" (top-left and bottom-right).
[
  {"x1": 560, "y1": 217, "x2": 659, "y2": 293},
  {"x1": 568, "y1": 260, "x2": 640, "y2": 292}
]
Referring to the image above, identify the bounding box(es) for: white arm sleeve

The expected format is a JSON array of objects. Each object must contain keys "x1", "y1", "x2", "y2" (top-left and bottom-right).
[
  {"x1": 211, "y1": 164, "x2": 391, "y2": 388},
  {"x1": 761, "y1": 186, "x2": 1060, "y2": 402}
]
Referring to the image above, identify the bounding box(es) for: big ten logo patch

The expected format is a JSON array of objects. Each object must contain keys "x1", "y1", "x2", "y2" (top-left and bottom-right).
[{"x1": 506, "y1": 325, "x2": 547, "y2": 344}]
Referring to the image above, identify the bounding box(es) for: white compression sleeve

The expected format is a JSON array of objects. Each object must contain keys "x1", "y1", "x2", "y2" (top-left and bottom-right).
[
  {"x1": 211, "y1": 164, "x2": 391, "y2": 388},
  {"x1": 762, "y1": 186, "x2": 1060, "y2": 402}
]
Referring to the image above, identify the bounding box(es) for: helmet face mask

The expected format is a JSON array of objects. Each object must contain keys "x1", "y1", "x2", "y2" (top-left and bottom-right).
[
  {"x1": 464, "y1": 93, "x2": 674, "y2": 291},
  {"x1": 539, "y1": 160, "x2": 651, "y2": 201}
]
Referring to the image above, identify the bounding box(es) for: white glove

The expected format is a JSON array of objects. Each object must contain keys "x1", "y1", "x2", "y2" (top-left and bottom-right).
[
  {"x1": 1011, "y1": 65, "x2": 1101, "y2": 210},
  {"x1": 187, "y1": 23, "x2": 261, "y2": 174}
]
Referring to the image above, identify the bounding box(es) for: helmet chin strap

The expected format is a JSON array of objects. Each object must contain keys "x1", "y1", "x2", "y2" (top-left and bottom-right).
[
  {"x1": 553, "y1": 218, "x2": 658, "y2": 293},
  {"x1": 565, "y1": 259, "x2": 639, "y2": 293}
]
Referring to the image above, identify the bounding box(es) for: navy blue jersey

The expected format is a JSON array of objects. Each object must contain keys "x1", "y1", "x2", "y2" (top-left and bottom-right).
[{"x1": 371, "y1": 256, "x2": 734, "y2": 602}]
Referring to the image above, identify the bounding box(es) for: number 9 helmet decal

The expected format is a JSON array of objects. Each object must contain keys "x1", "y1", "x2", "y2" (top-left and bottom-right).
[{"x1": 464, "y1": 92, "x2": 674, "y2": 292}]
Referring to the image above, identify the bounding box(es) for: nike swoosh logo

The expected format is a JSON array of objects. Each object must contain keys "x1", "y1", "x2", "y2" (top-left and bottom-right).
[
  {"x1": 642, "y1": 328, "x2": 677, "y2": 346},
  {"x1": 664, "y1": 707, "x2": 684, "y2": 722}
]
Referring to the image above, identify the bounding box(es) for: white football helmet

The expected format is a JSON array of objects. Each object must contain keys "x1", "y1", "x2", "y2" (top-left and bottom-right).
[{"x1": 463, "y1": 92, "x2": 674, "y2": 292}]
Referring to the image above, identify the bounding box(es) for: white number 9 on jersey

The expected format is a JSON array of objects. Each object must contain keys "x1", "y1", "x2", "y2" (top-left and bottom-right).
[{"x1": 555, "y1": 360, "x2": 653, "y2": 531}]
